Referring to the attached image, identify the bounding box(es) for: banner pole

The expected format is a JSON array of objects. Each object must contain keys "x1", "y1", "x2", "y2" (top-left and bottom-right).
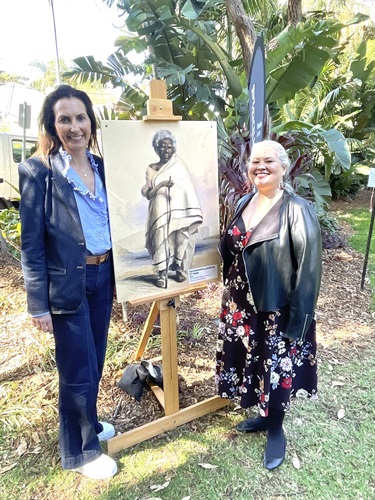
[{"x1": 361, "y1": 189, "x2": 375, "y2": 290}]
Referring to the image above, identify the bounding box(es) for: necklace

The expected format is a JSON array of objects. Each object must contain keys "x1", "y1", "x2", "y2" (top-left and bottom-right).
[{"x1": 74, "y1": 163, "x2": 90, "y2": 177}]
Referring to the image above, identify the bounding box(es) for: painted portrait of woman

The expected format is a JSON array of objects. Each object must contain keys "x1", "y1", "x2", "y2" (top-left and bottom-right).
[
  {"x1": 141, "y1": 129, "x2": 203, "y2": 288},
  {"x1": 101, "y1": 120, "x2": 220, "y2": 304}
]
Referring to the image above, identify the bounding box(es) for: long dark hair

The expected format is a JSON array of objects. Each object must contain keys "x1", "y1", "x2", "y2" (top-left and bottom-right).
[{"x1": 36, "y1": 85, "x2": 101, "y2": 160}]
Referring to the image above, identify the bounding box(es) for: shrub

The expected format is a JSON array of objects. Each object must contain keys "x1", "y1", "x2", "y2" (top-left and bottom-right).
[{"x1": 0, "y1": 207, "x2": 21, "y2": 258}]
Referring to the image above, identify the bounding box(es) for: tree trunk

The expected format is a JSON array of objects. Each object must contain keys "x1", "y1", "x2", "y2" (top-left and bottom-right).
[
  {"x1": 288, "y1": 0, "x2": 302, "y2": 25},
  {"x1": 225, "y1": 0, "x2": 256, "y2": 78}
]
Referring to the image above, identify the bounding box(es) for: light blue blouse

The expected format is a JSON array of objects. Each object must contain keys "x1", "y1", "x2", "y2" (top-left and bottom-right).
[{"x1": 61, "y1": 148, "x2": 111, "y2": 255}]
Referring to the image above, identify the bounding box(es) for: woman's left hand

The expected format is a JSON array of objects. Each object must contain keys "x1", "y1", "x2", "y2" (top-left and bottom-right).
[{"x1": 32, "y1": 313, "x2": 53, "y2": 333}]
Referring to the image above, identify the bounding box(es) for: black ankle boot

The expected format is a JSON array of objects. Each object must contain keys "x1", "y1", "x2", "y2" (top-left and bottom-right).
[
  {"x1": 236, "y1": 414, "x2": 268, "y2": 433},
  {"x1": 263, "y1": 407, "x2": 286, "y2": 470}
]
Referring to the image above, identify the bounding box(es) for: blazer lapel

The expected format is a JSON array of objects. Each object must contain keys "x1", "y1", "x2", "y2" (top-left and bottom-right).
[{"x1": 49, "y1": 153, "x2": 83, "y2": 230}]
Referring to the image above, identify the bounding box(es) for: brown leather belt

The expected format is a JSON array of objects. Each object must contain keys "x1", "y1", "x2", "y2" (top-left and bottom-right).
[{"x1": 86, "y1": 251, "x2": 110, "y2": 265}]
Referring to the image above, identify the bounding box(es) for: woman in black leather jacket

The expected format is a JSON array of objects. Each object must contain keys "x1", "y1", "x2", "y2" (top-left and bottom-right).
[{"x1": 216, "y1": 140, "x2": 322, "y2": 470}]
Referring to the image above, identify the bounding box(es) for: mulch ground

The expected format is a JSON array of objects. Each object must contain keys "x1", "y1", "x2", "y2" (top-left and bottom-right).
[{"x1": 1, "y1": 188, "x2": 374, "y2": 449}]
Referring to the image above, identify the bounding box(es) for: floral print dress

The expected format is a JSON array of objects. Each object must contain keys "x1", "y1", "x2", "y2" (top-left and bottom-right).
[{"x1": 216, "y1": 215, "x2": 317, "y2": 415}]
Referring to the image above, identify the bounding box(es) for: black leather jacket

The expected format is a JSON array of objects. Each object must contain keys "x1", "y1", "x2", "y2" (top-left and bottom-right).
[{"x1": 219, "y1": 191, "x2": 322, "y2": 341}]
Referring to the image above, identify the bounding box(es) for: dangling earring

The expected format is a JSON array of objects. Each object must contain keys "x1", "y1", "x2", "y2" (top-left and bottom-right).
[{"x1": 280, "y1": 169, "x2": 286, "y2": 189}]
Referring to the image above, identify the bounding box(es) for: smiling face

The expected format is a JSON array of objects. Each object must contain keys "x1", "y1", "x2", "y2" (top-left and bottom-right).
[
  {"x1": 53, "y1": 97, "x2": 92, "y2": 155},
  {"x1": 248, "y1": 143, "x2": 286, "y2": 195},
  {"x1": 157, "y1": 138, "x2": 175, "y2": 164}
]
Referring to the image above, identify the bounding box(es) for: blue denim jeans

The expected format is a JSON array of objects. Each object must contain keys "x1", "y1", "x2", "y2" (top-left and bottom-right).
[{"x1": 52, "y1": 258, "x2": 114, "y2": 469}]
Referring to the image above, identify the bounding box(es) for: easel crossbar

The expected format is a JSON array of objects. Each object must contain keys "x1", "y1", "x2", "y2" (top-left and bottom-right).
[{"x1": 107, "y1": 396, "x2": 228, "y2": 454}]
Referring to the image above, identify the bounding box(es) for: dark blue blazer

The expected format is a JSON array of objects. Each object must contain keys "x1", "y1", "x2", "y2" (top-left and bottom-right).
[{"x1": 18, "y1": 152, "x2": 105, "y2": 315}]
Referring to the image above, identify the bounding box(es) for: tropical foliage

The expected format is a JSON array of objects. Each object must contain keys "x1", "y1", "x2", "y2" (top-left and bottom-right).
[
  {"x1": 64, "y1": 0, "x2": 375, "y2": 222},
  {"x1": 0, "y1": 207, "x2": 21, "y2": 258}
]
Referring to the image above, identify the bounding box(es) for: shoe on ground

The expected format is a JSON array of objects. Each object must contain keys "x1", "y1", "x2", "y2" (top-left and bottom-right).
[
  {"x1": 236, "y1": 415, "x2": 268, "y2": 433},
  {"x1": 98, "y1": 421, "x2": 115, "y2": 441},
  {"x1": 263, "y1": 431, "x2": 286, "y2": 470},
  {"x1": 72, "y1": 453, "x2": 117, "y2": 479}
]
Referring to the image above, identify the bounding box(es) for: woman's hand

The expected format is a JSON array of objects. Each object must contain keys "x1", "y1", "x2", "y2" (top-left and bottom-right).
[
  {"x1": 157, "y1": 179, "x2": 174, "y2": 189},
  {"x1": 32, "y1": 313, "x2": 53, "y2": 333}
]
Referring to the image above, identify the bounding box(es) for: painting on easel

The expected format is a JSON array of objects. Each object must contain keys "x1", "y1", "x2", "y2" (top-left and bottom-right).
[{"x1": 101, "y1": 120, "x2": 221, "y2": 304}]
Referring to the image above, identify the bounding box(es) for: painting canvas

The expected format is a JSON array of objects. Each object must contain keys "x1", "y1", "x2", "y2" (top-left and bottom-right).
[{"x1": 101, "y1": 120, "x2": 221, "y2": 304}]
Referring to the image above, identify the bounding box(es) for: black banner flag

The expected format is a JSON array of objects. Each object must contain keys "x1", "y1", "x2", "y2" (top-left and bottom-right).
[{"x1": 248, "y1": 35, "x2": 266, "y2": 150}]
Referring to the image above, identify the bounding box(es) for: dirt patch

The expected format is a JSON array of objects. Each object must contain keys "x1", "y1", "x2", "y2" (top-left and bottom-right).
[{"x1": 330, "y1": 187, "x2": 373, "y2": 212}]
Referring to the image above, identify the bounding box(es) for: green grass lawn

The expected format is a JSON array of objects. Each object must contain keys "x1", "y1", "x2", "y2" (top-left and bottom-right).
[
  {"x1": 1, "y1": 205, "x2": 375, "y2": 499},
  {"x1": 1, "y1": 351, "x2": 374, "y2": 499}
]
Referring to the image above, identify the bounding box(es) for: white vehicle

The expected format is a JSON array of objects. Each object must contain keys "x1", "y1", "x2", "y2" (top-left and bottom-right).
[{"x1": 0, "y1": 133, "x2": 38, "y2": 208}]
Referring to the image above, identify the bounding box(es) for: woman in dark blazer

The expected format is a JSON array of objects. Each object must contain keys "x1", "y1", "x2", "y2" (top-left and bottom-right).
[{"x1": 19, "y1": 85, "x2": 117, "y2": 480}]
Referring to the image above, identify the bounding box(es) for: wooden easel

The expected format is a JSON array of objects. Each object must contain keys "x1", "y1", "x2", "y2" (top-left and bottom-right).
[{"x1": 107, "y1": 81, "x2": 228, "y2": 455}]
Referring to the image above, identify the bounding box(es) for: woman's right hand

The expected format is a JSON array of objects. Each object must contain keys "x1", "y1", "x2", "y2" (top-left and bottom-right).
[
  {"x1": 147, "y1": 179, "x2": 174, "y2": 199},
  {"x1": 157, "y1": 179, "x2": 174, "y2": 189},
  {"x1": 32, "y1": 313, "x2": 53, "y2": 333}
]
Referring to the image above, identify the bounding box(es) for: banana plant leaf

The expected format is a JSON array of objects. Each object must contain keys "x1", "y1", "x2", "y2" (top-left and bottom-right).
[
  {"x1": 296, "y1": 169, "x2": 331, "y2": 214},
  {"x1": 267, "y1": 45, "x2": 332, "y2": 104},
  {"x1": 266, "y1": 14, "x2": 369, "y2": 104},
  {"x1": 322, "y1": 128, "x2": 351, "y2": 172},
  {"x1": 267, "y1": 14, "x2": 368, "y2": 74}
]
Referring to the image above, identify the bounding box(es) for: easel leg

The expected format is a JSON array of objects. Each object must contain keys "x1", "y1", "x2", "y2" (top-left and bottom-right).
[
  {"x1": 133, "y1": 301, "x2": 159, "y2": 361},
  {"x1": 108, "y1": 293, "x2": 230, "y2": 455},
  {"x1": 159, "y1": 298, "x2": 180, "y2": 415}
]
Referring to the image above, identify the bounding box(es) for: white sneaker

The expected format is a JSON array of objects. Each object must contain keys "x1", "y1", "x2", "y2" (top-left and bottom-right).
[
  {"x1": 97, "y1": 421, "x2": 115, "y2": 441},
  {"x1": 72, "y1": 454, "x2": 117, "y2": 479}
]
